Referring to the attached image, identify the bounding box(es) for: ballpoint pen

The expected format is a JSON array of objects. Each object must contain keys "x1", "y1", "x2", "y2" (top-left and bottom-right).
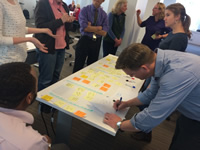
[{"x1": 116, "y1": 97, "x2": 122, "y2": 111}]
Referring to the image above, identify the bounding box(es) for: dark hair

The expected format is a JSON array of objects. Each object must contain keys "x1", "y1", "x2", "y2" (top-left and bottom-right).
[
  {"x1": 0, "y1": 62, "x2": 36, "y2": 109},
  {"x1": 115, "y1": 43, "x2": 155, "y2": 70},
  {"x1": 166, "y1": 3, "x2": 191, "y2": 39}
]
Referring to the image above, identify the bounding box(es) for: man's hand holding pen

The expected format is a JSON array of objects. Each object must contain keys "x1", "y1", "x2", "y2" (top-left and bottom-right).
[{"x1": 113, "y1": 97, "x2": 127, "y2": 111}]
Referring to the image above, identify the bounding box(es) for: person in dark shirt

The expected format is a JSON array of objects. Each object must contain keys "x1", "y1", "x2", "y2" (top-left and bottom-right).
[
  {"x1": 103, "y1": 0, "x2": 127, "y2": 57},
  {"x1": 136, "y1": 2, "x2": 171, "y2": 51}
]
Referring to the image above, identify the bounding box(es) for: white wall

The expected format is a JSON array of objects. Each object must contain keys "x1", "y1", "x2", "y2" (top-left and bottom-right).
[{"x1": 18, "y1": 0, "x2": 36, "y2": 18}]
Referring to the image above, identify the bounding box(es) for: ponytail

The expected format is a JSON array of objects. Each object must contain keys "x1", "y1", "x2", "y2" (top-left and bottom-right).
[{"x1": 182, "y1": 14, "x2": 191, "y2": 39}]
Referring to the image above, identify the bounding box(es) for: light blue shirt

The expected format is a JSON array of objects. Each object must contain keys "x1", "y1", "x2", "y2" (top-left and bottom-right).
[{"x1": 131, "y1": 49, "x2": 200, "y2": 133}]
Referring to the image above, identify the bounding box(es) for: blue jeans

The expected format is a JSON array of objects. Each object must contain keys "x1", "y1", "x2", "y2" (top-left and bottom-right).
[{"x1": 36, "y1": 48, "x2": 65, "y2": 91}]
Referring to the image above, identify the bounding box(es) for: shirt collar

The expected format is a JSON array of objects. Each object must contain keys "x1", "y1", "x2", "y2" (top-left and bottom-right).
[
  {"x1": 91, "y1": 4, "x2": 100, "y2": 12},
  {"x1": 154, "y1": 49, "x2": 165, "y2": 78},
  {"x1": 0, "y1": 107, "x2": 34, "y2": 124},
  {"x1": 49, "y1": 0, "x2": 63, "y2": 6}
]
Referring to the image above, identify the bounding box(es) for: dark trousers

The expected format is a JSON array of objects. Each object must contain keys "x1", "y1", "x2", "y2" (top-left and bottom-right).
[
  {"x1": 169, "y1": 115, "x2": 200, "y2": 150},
  {"x1": 73, "y1": 35, "x2": 102, "y2": 73},
  {"x1": 103, "y1": 40, "x2": 118, "y2": 57}
]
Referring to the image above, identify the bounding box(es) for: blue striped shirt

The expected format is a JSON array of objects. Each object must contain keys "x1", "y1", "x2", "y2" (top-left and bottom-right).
[{"x1": 131, "y1": 49, "x2": 200, "y2": 132}]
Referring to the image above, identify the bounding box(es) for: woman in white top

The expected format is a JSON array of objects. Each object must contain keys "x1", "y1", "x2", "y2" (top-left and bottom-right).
[{"x1": 0, "y1": 0, "x2": 56, "y2": 64}]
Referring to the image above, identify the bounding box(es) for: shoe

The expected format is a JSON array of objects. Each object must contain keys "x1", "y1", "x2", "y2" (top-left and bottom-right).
[{"x1": 130, "y1": 131, "x2": 152, "y2": 142}]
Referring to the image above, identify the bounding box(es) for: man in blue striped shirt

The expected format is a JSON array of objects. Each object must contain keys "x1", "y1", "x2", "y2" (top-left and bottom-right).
[{"x1": 104, "y1": 43, "x2": 200, "y2": 150}]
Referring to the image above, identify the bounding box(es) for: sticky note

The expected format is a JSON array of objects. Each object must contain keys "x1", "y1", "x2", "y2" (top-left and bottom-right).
[
  {"x1": 100, "y1": 86, "x2": 108, "y2": 92},
  {"x1": 82, "y1": 79, "x2": 90, "y2": 84},
  {"x1": 103, "y1": 64, "x2": 109, "y2": 68},
  {"x1": 73, "y1": 77, "x2": 81, "y2": 81},
  {"x1": 92, "y1": 83, "x2": 100, "y2": 88},
  {"x1": 64, "y1": 105, "x2": 75, "y2": 112},
  {"x1": 77, "y1": 87, "x2": 85, "y2": 92},
  {"x1": 66, "y1": 83, "x2": 74, "y2": 88},
  {"x1": 68, "y1": 96, "x2": 79, "y2": 102},
  {"x1": 103, "y1": 83, "x2": 111, "y2": 88},
  {"x1": 74, "y1": 110, "x2": 86, "y2": 118},
  {"x1": 80, "y1": 75, "x2": 88, "y2": 78},
  {"x1": 54, "y1": 100, "x2": 66, "y2": 107},
  {"x1": 41, "y1": 95, "x2": 53, "y2": 101},
  {"x1": 72, "y1": 91, "x2": 82, "y2": 97}
]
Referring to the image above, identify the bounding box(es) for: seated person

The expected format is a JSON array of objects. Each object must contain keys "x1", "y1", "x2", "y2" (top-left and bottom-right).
[{"x1": 0, "y1": 62, "x2": 69, "y2": 150}]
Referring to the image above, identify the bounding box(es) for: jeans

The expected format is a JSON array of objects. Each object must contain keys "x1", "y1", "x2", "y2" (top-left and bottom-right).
[
  {"x1": 103, "y1": 40, "x2": 118, "y2": 57},
  {"x1": 36, "y1": 48, "x2": 65, "y2": 91}
]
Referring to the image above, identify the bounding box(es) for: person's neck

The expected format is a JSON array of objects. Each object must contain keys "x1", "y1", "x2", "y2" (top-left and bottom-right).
[
  {"x1": 172, "y1": 23, "x2": 185, "y2": 34},
  {"x1": 154, "y1": 15, "x2": 159, "y2": 22},
  {"x1": 93, "y1": 4, "x2": 100, "y2": 9}
]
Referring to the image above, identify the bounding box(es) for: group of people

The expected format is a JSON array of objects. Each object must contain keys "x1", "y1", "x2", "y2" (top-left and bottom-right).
[{"x1": 0, "y1": 0, "x2": 200, "y2": 150}]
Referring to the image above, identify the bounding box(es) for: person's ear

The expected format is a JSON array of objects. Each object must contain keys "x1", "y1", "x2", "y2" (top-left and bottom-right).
[
  {"x1": 26, "y1": 92, "x2": 33, "y2": 105},
  {"x1": 140, "y1": 64, "x2": 150, "y2": 72}
]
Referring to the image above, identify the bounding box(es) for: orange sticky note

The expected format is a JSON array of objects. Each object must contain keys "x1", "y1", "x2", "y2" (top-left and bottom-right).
[
  {"x1": 103, "y1": 83, "x2": 111, "y2": 88},
  {"x1": 103, "y1": 64, "x2": 109, "y2": 68},
  {"x1": 73, "y1": 77, "x2": 81, "y2": 81},
  {"x1": 82, "y1": 79, "x2": 90, "y2": 84},
  {"x1": 74, "y1": 110, "x2": 86, "y2": 118},
  {"x1": 100, "y1": 86, "x2": 108, "y2": 92}
]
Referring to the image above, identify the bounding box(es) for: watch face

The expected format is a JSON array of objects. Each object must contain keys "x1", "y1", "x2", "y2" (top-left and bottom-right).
[{"x1": 117, "y1": 121, "x2": 121, "y2": 129}]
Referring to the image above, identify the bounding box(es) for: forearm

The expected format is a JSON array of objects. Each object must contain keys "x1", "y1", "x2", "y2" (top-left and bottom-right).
[
  {"x1": 120, "y1": 120, "x2": 140, "y2": 132},
  {"x1": 137, "y1": 15, "x2": 142, "y2": 26},
  {"x1": 27, "y1": 27, "x2": 48, "y2": 34},
  {"x1": 126, "y1": 97, "x2": 144, "y2": 107},
  {"x1": 84, "y1": 26, "x2": 101, "y2": 33},
  {"x1": 94, "y1": 30, "x2": 107, "y2": 36},
  {"x1": 13, "y1": 37, "x2": 33, "y2": 44}
]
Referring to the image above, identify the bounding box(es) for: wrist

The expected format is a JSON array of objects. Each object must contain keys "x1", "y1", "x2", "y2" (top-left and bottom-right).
[{"x1": 116, "y1": 119, "x2": 126, "y2": 132}]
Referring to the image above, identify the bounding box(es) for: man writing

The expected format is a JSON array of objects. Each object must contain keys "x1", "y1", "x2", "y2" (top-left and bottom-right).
[
  {"x1": 73, "y1": 0, "x2": 109, "y2": 73},
  {"x1": 104, "y1": 43, "x2": 200, "y2": 150}
]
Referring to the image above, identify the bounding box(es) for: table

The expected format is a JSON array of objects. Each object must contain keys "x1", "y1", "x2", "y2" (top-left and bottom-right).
[
  {"x1": 36, "y1": 54, "x2": 144, "y2": 144},
  {"x1": 25, "y1": 34, "x2": 37, "y2": 64}
]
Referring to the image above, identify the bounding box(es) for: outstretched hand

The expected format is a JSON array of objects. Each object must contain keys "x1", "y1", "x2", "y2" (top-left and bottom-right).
[{"x1": 31, "y1": 37, "x2": 48, "y2": 53}]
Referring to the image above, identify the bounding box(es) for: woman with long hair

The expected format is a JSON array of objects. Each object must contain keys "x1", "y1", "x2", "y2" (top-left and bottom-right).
[{"x1": 103, "y1": 0, "x2": 127, "y2": 57}]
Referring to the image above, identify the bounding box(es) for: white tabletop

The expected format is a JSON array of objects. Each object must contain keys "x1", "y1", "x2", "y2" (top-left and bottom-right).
[
  {"x1": 36, "y1": 55, "x2": 144, "y2": 136},
  {"x1": 25, "y1": 34, "x2": 36, "y2": 52}
]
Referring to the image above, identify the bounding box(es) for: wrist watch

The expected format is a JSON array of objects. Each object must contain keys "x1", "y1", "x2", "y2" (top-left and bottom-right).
[{"x1": 116, "y1": 121, "x2": 122, "y2": 130}]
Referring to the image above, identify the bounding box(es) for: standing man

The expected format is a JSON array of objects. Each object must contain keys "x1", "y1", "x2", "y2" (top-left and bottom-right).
[
  {"x1": 34, "y1": 0, "x2": 75, "y2": 91},
  {"x1": 73, "y1": 0, "x2": 109, "y2": 73},
  {"x1": 0, "y1": 62, "x2": 69, "y2": 150},
  {"x1": 104, "y1": 43, "x2": 200, "y2": 150}
]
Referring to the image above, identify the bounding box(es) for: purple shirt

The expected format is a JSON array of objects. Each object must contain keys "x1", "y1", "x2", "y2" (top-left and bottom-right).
[
  {"x1": 141, "y1": 16, "x2": 171, "y2": 51},
  {"x1": 79, "y1": 4, "x2": 108, "y2": 38}
]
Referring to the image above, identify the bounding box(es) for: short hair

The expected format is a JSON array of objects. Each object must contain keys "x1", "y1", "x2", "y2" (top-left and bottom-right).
[
  {"x1": 115, "y1": 43, "x2": 155, "y2": 70},
  {"x1": 157, "y1": 2, "x2": 166, "y2": 20},
  {"x1": 112, "y1": 0, "x2": 127, "y2": 14},
  {"x1": 76, "y1": 4, "x2": 80, "y2": 8},
  {"x1": 0, "y1": 62, "x2": 36, "y2": 109},
  {"x1": 166, "y1": 3, "x2": 191, "y2": 38}
]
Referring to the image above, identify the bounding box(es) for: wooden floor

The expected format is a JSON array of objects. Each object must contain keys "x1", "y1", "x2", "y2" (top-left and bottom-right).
[{"x1": 25, "y1": 36, "x2": 178, "y2": 150}]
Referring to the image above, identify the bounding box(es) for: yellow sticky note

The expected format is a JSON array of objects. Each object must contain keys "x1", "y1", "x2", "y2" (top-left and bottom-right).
[
  {"x1": 74, "y1": 110, "x2": 86, "y2": 118},
  {"x1": 72, "y1": 91, "x2": 82, "y2": 97},
  {"x1": 54, "y1": 100, "x2": 66, "y2": 107},
  {"x1": 92, "y1": 83, "x2": 100, "y2": 88},
  {"x1": 68, "y1": 96, "x2": 79, "y2": 102},
  {"x1": 66, "y1": 83, "x2": 74, "y2": 88},
  {"x1": 41, "y1": 95, "x2": 53, "y2": 101},
  {"x1": 80, "y1": 75, "x2": 88, "y2": 78},
  {"x1": 77, "y1": 87, "x2": 85, "y2": 92},
  {"x1": 64, "y1": 105, "x2": 75, "y2": 112}
]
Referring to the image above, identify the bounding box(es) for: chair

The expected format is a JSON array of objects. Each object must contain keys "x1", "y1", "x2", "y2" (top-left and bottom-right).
[{"x1": 69, "y1": 35, "x2": 80, "y2": 66}]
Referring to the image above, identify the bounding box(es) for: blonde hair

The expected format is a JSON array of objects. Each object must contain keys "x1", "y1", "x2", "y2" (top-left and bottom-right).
[
  {"x1": 112, "y1": 0, "x2": 127, "y2": 14},
  {"x1": 157, "y1": 2, "x2": 165, "y2": 20},
  {"x1": 76, "y1": 4, "x2": 80, "y2": 8}
]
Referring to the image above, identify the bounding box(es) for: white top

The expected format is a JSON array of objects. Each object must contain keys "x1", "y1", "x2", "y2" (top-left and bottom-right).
[
  {"x1": 0, "y1": 107, "x2": 49, "y2": 150},
  {"x1": 0, "y1": 0, "x2": 28, "y2": 64}
]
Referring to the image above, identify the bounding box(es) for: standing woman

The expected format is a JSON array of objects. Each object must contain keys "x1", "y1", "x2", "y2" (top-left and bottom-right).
[
  {"x1": 159, "y1": 3, "x2": 191, "y2": 51},
  {"x1": 0, "y1": 0, "x2": 56, "y2": 65},
  {"x1": 103, "y1": 0, "x2": 127, "y2": 57},
  {"x1": 136, "y1": 2, "x2": 171, "y2": 51}
]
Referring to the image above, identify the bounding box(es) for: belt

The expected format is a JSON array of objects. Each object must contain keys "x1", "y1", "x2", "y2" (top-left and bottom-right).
[{"x1": 81, "y1": 35, "x2": 101, "y2": 41}]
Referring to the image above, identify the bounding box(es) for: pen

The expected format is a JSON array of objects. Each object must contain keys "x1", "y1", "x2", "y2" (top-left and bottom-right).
[{"x1": 116, "y1": 97, "x2": 122, "y2": 111}]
